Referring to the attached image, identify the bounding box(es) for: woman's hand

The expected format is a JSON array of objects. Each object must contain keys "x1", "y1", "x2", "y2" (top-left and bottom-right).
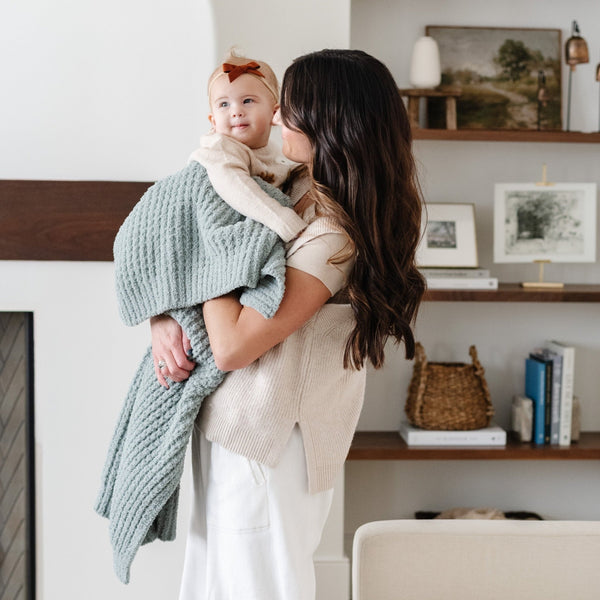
[{"x1": 150, "y1": 314, "x2": 195, "y2": 388}]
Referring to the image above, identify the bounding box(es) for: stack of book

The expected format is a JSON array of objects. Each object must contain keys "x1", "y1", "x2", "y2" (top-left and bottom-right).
[
  {"x1": 399, "y1": 420, "x2": 506, "y2": 446},
  {"x1": 520, "y1": 340, "x2": 575, "y2": 446},
  {"x1": 420, "y1": 268, "x2": 498, "y2": 290}
]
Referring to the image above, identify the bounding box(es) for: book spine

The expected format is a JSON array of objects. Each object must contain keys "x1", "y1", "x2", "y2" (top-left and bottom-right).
[
  {"x1": 425, "y1": 277, "x2": 498, "y2": 290},
  {"x1": 558, "y1": 349, "x2": 574, "y2": 447},
  {"x1": 546, "y1": 341, "x2": 575, "y2": 447},
  {"x1": 525, "y1": 358, "x2": 546, "y2": 445},
  {"x1": 543, "y1": 359, "x2": 552, "y2": 444},
  {"x1": 398, "y1": 422, "x2": 506, "y2": 446},
  {"x1": 550, "y1": 355, "x2": 562, "y2": 445},
  {"x1": 419, "y1": 268, "x2": 490, "y2": 278},
  {"x1": 404, "y1": 432, "x2": 506, "y2": 445}
]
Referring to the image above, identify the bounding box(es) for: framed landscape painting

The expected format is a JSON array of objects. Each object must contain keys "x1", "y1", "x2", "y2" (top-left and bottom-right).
[
  {"x1": 494, "y1": 183, "x2": 597, "y2": 263},
  {"x1": 417, "y1": 203, "x2": 479, "y2": 268},
  {"x1": 426, "y1": 25, "x2": 562, "y2": 130}
]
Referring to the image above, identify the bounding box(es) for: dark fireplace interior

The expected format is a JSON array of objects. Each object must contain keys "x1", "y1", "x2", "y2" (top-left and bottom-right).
[{"x1": 0, "y1": 312, "x2": 35, "y2": 600}]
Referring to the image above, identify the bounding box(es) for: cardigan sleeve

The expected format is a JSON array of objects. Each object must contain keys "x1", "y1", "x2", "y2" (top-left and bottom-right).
[
  {"x1": 189, "y1": 134, "x2": 307, "y2": 242},
  {"x1": 286, "y1": 229, "x2": 354, "y2": 296}
]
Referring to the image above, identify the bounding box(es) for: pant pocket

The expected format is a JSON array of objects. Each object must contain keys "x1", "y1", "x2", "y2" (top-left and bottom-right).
[{"x1": 205, "y1": 442, "x2": 270, "y2": 532}]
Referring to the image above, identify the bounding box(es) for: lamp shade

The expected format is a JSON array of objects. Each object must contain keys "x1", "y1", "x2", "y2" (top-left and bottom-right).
[
  {"x1": 409, "y1": 36, "x2": 441, "y2": 88},
  {"x1": 565, "y1": 20, "x2": 589, "y2": 69}
]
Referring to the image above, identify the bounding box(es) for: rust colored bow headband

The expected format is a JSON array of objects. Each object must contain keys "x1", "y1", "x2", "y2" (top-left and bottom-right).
[
  {"x1": 222, "y1": 61, "x2": 265, "y2": 83},
  {"x1": 208, "y1": 59, "x2": 279, "y2": 103}
]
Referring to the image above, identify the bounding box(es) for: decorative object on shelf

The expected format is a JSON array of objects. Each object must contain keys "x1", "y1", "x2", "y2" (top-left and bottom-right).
[
  {"x1": 512, "y1": 395, "x2": 534, "y2": 442},
  {"x1": 416, "y1": 203, "x2": 479, "y2": 268},
  {"x1": 536, "y1": 70, "x2": 551, "y2": 131},
  {"x1": 405, "y1": 343, "x2": 494, "y2": 431},
  {"x1": 565, "y1": 20, "x2": 589, "y2": 131},
  {"x1": 426, "y1": 26, "x2": 562, "y2": 130},
  {"x1": 521, "y1": 259, "x2": 564, "y2": 289},
  {"x1": 409, "y1": 36, "x2": 442, "y2": 88},
  {"x1": 571, "y1": 395, "x2": 581, "y2": 442},
  {"x1": 398, "y1": 87, "x2": 461, "y2": 129},
  {"x1": 493, "y1": 182, "x2": 597, "y2": 283},
  {"x1": 416, "y1": 507, "x2": 544, "y2": 520},
  {"x1": 596, "y1": 60, "x2": 600, "y2": 131}
]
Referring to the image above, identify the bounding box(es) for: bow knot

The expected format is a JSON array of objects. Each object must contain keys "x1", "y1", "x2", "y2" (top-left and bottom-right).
[{"x1": 222, "y1": 61, "x2": 265, "y2": 83}]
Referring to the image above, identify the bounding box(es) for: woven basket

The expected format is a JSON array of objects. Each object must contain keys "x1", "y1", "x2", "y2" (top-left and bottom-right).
[{"x1": 405, "y1": 343, "x2": 494, "y2": 430}]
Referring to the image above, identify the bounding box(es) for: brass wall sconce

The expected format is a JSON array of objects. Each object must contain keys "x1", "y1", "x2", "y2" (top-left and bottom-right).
[{"x1": 565, "y1": 20, "x2": 589, "y2": 131}]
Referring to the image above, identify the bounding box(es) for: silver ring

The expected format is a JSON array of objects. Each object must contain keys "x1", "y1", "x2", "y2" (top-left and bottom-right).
[{"x1": 157, "y1": 360, "x2": 167, "y2": 369}]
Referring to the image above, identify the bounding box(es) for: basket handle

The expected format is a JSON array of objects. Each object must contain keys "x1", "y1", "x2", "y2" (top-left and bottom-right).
[
  {"x1": 469, "y1": 345, "x2": 485, "y2": 377},
  {"x1": 414, "y1": 342, "x2": 427, "y2": 368}
]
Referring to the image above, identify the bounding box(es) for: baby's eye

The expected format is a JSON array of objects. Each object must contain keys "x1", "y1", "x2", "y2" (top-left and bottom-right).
[
  {"x1": 219, "y1": 101, "x2": 229, "y2": 108},
  {"x1": 243, "y1": 98, "x2": 254, "y2": 104}
]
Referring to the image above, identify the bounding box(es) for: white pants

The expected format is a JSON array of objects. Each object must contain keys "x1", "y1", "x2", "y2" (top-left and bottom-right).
[{"x1": 178, "y1": 425, "x2": 334, "y2": 600}]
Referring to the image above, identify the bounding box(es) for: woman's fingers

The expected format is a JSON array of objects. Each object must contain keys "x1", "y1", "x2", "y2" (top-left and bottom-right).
[
  {"x1": 163, "y1": 349, "x2": 195, "y2": 383},
  {"x1": 151, "y1": 314, "x2": 195, "y2": 387},
  {"x1": 154, "y1": 356, "x2": 170, "y2": 389}
]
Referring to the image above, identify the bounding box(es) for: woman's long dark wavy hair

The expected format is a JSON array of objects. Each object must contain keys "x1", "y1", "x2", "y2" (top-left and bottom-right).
[{"x1": 280, "y1": 49, "x2": 426, "y2": 369}]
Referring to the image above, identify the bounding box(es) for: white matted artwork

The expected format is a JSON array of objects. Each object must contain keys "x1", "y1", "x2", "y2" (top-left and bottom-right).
[
  {"x1": 494, "y1": 183, "x2": 597, "y2": 263},
  {"x1": 417, "y1": 203, "x2": 479, "y2": 268}
]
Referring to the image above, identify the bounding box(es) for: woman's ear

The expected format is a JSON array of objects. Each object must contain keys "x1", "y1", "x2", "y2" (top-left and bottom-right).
[{"x1": 271, "y1": 105, "x2": 281, "y2": 126}]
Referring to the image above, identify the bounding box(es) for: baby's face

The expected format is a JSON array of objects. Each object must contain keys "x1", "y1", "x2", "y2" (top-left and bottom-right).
[{"x1": 209, "y1": 74, "x2": 278, "y2": 149}]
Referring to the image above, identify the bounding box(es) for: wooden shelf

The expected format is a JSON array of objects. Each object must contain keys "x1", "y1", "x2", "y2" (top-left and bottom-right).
[
  {"x1": 424, "y1": 283, "x2": 600, "y2": 303},
  {"x1": 412, "y1": 129, "x2": 600, "y2": 143},
  {"x1": 348, "y1": 431, "x2": 600, "y2": 461}
]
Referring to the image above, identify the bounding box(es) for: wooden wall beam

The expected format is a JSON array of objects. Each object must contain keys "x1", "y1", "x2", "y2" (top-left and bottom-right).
[{"x1": 0, "y1": 180, "x2": 151, "y2": 261}]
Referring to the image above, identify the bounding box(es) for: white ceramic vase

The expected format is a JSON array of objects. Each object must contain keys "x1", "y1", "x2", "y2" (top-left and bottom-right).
[{"x1": 409, "y1": 36, "x2": 441, "y2": 88}]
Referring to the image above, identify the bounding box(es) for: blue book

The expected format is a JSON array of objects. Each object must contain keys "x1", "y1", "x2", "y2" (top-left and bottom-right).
[
  {"x1": 525, "y1": 357, "x2": 546, "y2": 445},
  {"x1": 532, "y1": 348, "x2": 563, "y2": 445},
  {"x1": 529, "y1": 352, "x2": 553, "y2": 444}
]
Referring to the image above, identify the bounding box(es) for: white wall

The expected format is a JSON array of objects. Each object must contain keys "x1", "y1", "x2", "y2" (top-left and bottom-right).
[
  {"x1": 349, "y1": 0, "x2": 600, "y2": 547},
  {"x1": 0, "y1": 1, "x2": 350, "y2": 599},
  {"x1": 2, "y1": 0, "x2": 599, "y2": 597}
]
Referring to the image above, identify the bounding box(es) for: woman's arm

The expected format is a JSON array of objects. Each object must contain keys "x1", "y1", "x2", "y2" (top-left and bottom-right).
[
  {"x1": 149, "y1": 265, "x2": 330, "y2": 385},
  {"x1": 203, "y1": 266, "x2": 330, "y2": 371}
]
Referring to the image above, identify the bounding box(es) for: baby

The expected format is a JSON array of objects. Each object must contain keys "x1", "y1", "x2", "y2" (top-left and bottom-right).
[{"x1": 188, "y1": 52, "x2": 307, "y2": 242}]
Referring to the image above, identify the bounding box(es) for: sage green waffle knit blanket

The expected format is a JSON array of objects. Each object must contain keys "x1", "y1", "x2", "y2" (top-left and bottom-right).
[{"x1": 95, "y1": 161, "x2": 289, "y2": 583}]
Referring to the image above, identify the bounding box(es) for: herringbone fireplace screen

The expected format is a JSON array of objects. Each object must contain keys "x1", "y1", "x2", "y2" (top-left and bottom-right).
[{"x1": 0, "y1": 313, "x2": 34, "y2": 600}]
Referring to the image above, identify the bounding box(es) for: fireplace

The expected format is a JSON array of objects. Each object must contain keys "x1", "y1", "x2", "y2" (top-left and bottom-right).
[{"x1": 0, "y1": 312, "x2": 35, "y2": 599}]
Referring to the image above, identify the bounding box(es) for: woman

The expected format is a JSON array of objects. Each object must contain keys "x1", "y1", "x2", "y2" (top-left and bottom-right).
[{"x1": 151, "y1": 49, "x2": 425, "y2": 600}]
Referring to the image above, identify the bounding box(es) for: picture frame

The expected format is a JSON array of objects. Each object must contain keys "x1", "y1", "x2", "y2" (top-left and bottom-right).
[
  {"x1": 425, "y1": 25, "x2": 562, "y2": 130},
  {"x1": 417, "y1": 203, "x2": 479, "y2": 268},
  {"x1": 493, "y1": 183, "x2": 597, "y2": 263}
]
